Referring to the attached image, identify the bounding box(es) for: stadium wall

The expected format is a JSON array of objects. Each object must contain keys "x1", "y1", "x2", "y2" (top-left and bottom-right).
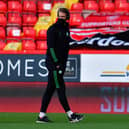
[
  {"x1": 0, "y1": 54, "x2": 80, "y2": 82},
  {"x1": 0, "y1": 50, "x2": 129, "y2": 114}
]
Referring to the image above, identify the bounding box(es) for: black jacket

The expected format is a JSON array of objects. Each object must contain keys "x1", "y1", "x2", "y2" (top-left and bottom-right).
[{"x1": 46, "y1": 19, "x2": 73, "y2": 71}]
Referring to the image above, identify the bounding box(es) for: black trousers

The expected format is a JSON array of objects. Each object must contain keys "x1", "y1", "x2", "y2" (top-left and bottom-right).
[{"x1": 40, "y1": 70, "x2": 71, "y2": 113}]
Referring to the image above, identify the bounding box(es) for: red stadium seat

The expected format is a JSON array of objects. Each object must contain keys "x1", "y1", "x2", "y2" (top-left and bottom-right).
[
  {"x1": 6, "y1": 27, "x2": 21, "y2": 42},
  {"x1": 70, "y1": 3, "x2": 83, "y2": 12},
  {"x1": 8, "y1": 29, "x2": 21, "y2": 38},
  {"x1": 22, "y1": 39, "x2": 36, "y2": 50},
  {"x1": 37, "y1": 1, "x2": 52, "y2": 13},
  {"x1": 6, "y1": 39, "x2": 20, "y2": 44},
  {"x1": 70, "y1": 13, "x2": 83, "y2": 27},
  {"x1": 22, "y1": 14, "x2": 37, "y2": 26},
  {"x1": 0, "y1": 14, "x2": 7, "y2": 27},
  {"x1": 99, "y1": 0, "x2": 112, "y2": 3},
  {"x1": 23, "y1": 27, "x2": 36, "y2": 40},
  {"x1": 52, "y1": 0, "x2": 64, "y2": 6},
  {"x1": 115, "y1": 0, "x2": 127, "y2": 4},
  {"x1": 37, "y1": 29, "x2": 47, "y2": 40},
  {"x1": 23, "y1": 1, "x2": 36, "y2": 13},
  {"x1": 36, "y1": 40, "x2": 47, "y2": 50},
  {"x1": 0, "y1": 1, "x2": 7, "y2": 14},
  {"x1": 7, "y1": 13, "x2": 22, "y2": 26},
  {"x1": 99, "y1": 1, "x2": 115, "y2": 12},
  {"x1": 0, "y1": 0, "x2": 7, "y2": 2},
  {"x1": 8, "y1": 1, "x2": 22, "y2": 12},
  {"x1": 0, "y1": 27, "x2": 6, "y2": 39},
  {"x1": 38, "y1": 13, "x2": 50, "y2": 17},
  {"x1": 0, "y1": 40, "x2": 6, "y2": 50},
  {"x1": 115, "y1": 1, "x2": 129, "y2": 13},
  {"x1": 84, "y1": 0, "x2": 99, "y2": 12}
]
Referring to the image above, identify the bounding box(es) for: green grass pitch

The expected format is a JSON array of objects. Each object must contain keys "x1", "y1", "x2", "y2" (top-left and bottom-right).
[{"x1": 0, "y1": 113, "x2": 129, "y2": 129}]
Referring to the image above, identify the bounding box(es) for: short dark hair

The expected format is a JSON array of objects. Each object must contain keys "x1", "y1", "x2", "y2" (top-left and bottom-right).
[{"x1": 57, "y1": 8, "x2": 70, "y2": 20}]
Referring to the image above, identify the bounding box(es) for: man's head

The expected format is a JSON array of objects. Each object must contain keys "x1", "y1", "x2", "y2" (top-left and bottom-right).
[{"x1": 57, "y1": 8, "x2": 70, "y2": 21}]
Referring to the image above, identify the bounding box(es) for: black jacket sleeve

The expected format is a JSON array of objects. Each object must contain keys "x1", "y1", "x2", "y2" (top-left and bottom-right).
[{"x1": 47, "y1": 26, "x2": 59, "y2": 65}]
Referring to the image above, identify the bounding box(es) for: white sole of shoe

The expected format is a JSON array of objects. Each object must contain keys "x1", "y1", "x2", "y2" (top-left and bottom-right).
[
  {"x1": 70, "y1": 116, "x2": 84, "y2": 123},
  {"x1": 36, "y1": 120, "x2": 48, "y2": 123}
]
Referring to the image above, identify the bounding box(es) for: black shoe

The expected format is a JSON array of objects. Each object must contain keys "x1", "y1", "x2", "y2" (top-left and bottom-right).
[
  {"x1": 36, "y1": 116, "x2": 52, "y2": 123},
  {"x1": 68, "y1": 113, "x2": 84, "y2": 123}
]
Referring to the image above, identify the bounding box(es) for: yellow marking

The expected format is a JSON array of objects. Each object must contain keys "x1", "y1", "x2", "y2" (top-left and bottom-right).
[{"x1": 102, "y1": 71, "x2": 125, "y2": 74}]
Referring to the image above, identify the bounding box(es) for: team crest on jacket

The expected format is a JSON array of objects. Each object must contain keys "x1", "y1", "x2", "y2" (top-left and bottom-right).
[{"x1": 66, "y1": 32, "x2": 69, "y2": 36}]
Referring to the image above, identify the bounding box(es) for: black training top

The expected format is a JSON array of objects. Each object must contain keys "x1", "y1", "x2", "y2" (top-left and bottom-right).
[{"x1": 46, "y1": 19, "x2": 73, "y2": 71}]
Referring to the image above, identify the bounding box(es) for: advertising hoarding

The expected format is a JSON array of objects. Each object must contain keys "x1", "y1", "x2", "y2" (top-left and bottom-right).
[
  {"x1": 0, "y1": 54, "x2": 80, "y2": 82},
  {"x1": 81, "y1": 54, "x2": 129, "y2": 82}
]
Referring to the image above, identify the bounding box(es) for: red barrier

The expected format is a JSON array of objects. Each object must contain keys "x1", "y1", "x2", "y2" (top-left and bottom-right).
[{"x1": 1, "y1": 50, "x2": 129, "y2": 54}]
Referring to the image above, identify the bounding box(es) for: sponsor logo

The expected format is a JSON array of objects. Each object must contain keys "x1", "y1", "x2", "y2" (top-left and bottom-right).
[
  {"x1": 86, "y1": 36, "x2": 129, "y2": 47},
  {"x1": 100, "y1": 87, "x2": 129, "y2": 113},
  {"x1": 107, "y1": 16, "x2": 120, "y2": 21},
  {"x1": 81, "y1": 21, "x2": 121, "y2": 27},
  {"x1": 0, "y1": 54, "x2": 80, "y2": 82},
  {"x1": 74, "y1": 35, "x2": 129, "y2": 47},
  {"x1": 100, "y1": 65, "x2": 129, "y2": 77}
]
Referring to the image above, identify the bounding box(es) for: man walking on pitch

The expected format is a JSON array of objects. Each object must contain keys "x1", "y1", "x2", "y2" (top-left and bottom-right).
[{"x1": 36, "y1": 8, "x2": 84, "y2": 123}]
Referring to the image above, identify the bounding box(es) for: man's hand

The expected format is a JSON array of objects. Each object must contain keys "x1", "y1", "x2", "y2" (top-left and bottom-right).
[{"x1": 55, "y1": 63, "x2": 63, "y2": 74}]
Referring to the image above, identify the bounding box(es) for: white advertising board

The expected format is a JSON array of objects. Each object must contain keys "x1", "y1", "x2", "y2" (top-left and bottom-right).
[{"x1": 81, "y1": 54, "x2": 129, "y2": 82}]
